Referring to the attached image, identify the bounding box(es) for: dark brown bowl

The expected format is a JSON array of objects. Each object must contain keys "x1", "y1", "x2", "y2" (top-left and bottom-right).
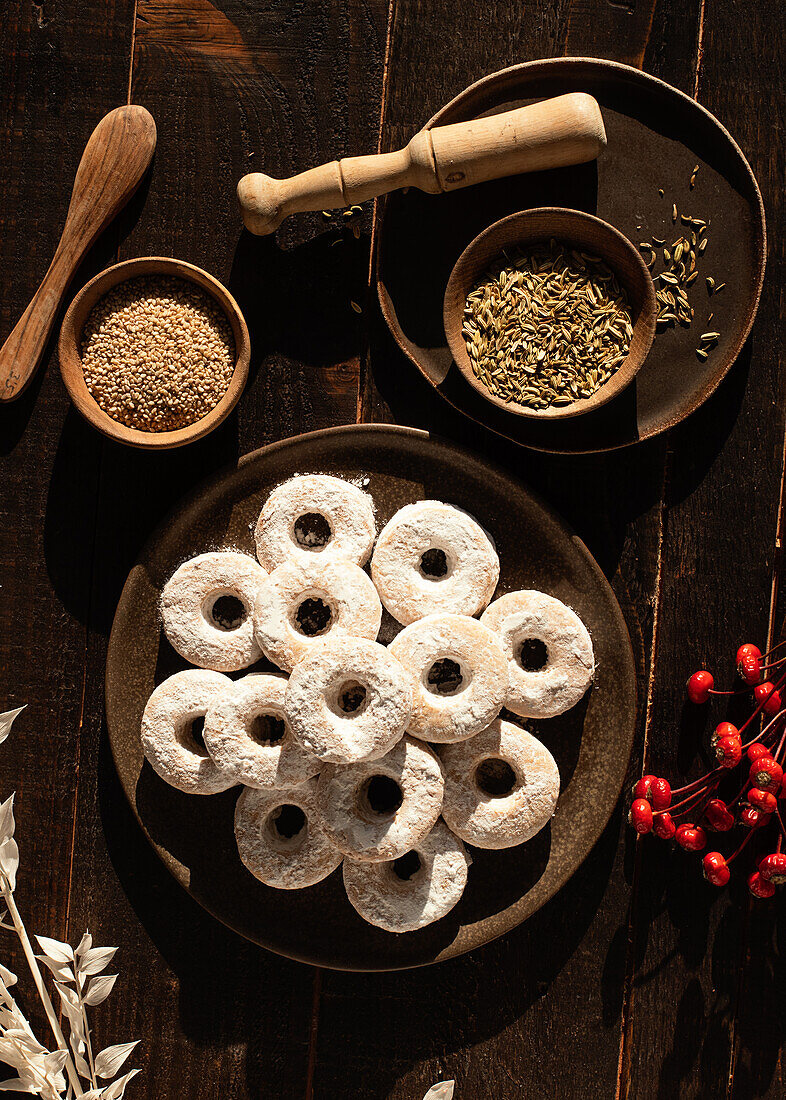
[
  {"x1": 443, "y1": 207, "x2": 657, "y2": 420},
  {"x1": 105, "y1": 424, "x2": 637, "y2": 971},
  {"x1": 58, "y1": 256, "x2": 250, "y2": 450}
]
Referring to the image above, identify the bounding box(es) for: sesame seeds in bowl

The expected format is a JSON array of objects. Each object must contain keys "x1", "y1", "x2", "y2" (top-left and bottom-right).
[{"x1": 59, "y1": 257, "x2": 250, "y2": 449}]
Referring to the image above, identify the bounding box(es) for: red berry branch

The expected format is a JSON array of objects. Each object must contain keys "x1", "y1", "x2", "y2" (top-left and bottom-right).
[{"x1": 629, "y1": 640, "x2": 786, "y2": 898}]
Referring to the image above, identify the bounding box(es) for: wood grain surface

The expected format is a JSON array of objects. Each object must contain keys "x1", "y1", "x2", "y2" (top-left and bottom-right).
[{"x1": 0, "y1": 0, "x2": 784, "y2": 1097}]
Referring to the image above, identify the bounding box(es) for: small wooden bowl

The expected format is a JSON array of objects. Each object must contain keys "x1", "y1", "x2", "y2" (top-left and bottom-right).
[
  {"x1": 59, "y1": 257, "x2": 250, "y2": 449},
  {"x1": 443, "y1": 208, "x2": 657, "y2": 420}
]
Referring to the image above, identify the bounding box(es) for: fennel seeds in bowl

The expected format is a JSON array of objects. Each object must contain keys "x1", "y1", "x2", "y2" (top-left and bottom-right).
[
  {"x1": 80, "y1": 276, "x2": 236, "y2": 432},
  {"x1": 462, "y1": 241, "x2": 634, "y2": 410}
]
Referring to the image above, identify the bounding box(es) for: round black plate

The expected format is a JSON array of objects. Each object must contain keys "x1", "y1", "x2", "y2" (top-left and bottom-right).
[
  {"x1": 377, "y1": 58, "x2": 766, "y2": 453},
  {"x1": 106, "y1": 425, "x2": 636, "y2": 970}
]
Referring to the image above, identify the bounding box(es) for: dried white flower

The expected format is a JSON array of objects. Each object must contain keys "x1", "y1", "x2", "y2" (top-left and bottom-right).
[
  {"x1": 423, "y1": 1084, "x2": 455, "y2": 1100},
  {"x1": 0, "y1": 704, "x2": 141, "y2": 1098}
]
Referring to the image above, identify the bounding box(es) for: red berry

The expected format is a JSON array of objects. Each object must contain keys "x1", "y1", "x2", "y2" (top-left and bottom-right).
[
  {"x1": 702, "y1": 852, "x2": 730, "y2": 886},
  {"x1": 633, "y1": 774, "x2": 658, "y2": 800},
  {"x1": 675, "y1": 823, "x2": 707, "y2": 851},
  {"x1": 628, "y1": 798, "x2": 653, "y2": 834},
  {"x1": 737, "y1": 644, "x2": 763, "y2": 685},
  {"x1": 653, "y1": 812, "x2": 676, "y2": 840},
  {"x1": 747, "y1": 742, "x2": 769, "y2": 763},
  {"x1": 749, "y1": 756, "x2": 783, "y2": 794},
  {"x1": 650, "y1": 778, "x2": 672, "y2": 810},
  {"x1": 754, "y1": 681, "x2": 783, "y2": 717},
  {"x1": 748, "y1": 871, "x2": 776, "y2": 898},
  {"x1": 738, "y1": 656, "x2": 762, "y2": 686},
  {"x1": 687, "y1": 670, "x2": 714, "y2": 704},
  {"x1": 711, "y1": 721, "x2": 739, "y2": 747},
  {"x1": 758, "y1": 853, "x2": 786, "y2": 885},
  {"x1": 748, "y1": 788, "x2": 778, "y2": 814},
  {"x1": 704, "y1": 798, "x2": 735, "y2": 831},
  {"x1": 739, "y1": 805, "x2": 772, "y2": 829},
  {"x1": 764, "y1": 690, "x2": 783, "y2": 717},
  {"x1": 715, "y1": 734, "x2": 742, "y2": 768}
]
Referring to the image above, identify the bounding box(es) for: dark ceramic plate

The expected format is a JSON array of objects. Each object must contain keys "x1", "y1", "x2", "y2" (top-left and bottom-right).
[
  {"x1": 106, "y1": 425, "x2": 636, "y2": 970},
  {"x1": 377, "y1": 58, "x2": 766, "y2": 453}
]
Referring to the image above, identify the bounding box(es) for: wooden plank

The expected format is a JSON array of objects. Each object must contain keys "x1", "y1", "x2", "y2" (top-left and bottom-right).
[
  {"x1": 620, "y1": 1, "x2": 786, "y2": 1096},
  {"x1": 327, "y1": 1, "x2": 699, "y2": 1097},
  {"x1": 0, "y1": 0, "x2": 135, "y2": 1045},
  {"x1": 700, "y1": 3, "x2": 784, "y2": 1098},
  {"x1": 58, "y1": 2, "x2": 389, "y2": 1097}
]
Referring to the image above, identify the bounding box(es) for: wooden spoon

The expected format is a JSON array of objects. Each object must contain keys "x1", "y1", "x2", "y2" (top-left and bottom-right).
[{"x1": 0, "y1": 105, "x2": 157, "y2": 402}]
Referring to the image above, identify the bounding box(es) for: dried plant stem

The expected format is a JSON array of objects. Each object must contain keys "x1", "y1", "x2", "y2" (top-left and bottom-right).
[
  {"x1": 0, "y1": 873, "x2": 84, "y2": 1098},
  {"x1": 75, "y1": 969, "x2": 99, "y2": 1090}
]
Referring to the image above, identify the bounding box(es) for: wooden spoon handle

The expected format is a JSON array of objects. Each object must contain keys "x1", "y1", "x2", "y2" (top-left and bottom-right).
[
  {"x1": 0, "y1": 105, "x2": 157, "y2": 402},
  {"x1": 238, "y1": 93, "x2": 606, "y2": 235}
]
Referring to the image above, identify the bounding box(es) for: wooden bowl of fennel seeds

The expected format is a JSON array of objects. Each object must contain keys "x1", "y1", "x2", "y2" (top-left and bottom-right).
[
  {"x1": 444, "y1": 208, "x2": 657, "y2": 420},
  {"x1": 59, "y1": 257, "x2": 250, "y2": 449}
]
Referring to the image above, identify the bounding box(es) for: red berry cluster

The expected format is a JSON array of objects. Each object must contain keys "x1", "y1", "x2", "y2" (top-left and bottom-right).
[{"x1": 629, "y1": 642, "x2": 786, "y2": 898}]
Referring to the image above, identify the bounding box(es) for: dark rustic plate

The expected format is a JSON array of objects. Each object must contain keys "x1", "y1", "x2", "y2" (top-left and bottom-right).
[
  {"x1": 106, "y1": 425, "x2": 636, "y2": 970},
  {"x1": 377, "y1": 58, "x2": 766, "y2": 454}
]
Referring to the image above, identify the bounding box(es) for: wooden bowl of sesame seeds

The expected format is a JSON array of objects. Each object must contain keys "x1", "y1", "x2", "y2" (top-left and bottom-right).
[
  {"x1": 444, "y1": 208, "x2": 657, "y2": 420},
  {"x1": 58, "y1": 257, "x2": 250, "y2": 449}
]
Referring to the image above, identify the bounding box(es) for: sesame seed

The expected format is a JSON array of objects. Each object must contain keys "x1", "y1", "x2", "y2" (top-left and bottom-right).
[{"x1": 80, "y1": 276, "x2": 235, "y2": 433}]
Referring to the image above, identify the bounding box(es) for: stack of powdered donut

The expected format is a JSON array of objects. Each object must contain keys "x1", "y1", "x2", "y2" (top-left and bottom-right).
[{"x1": 141, "y1": 474, "x2": 595, "y2": 933}]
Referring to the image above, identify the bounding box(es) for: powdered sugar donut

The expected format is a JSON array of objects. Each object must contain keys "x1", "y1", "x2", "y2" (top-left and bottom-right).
[
  {"x1": 204, "y1": 673, "x2": 319, "y2": 789},
  {"x1": 141, "y1": 669, "x2": 237, "y2": 795},
  {"x1": 315, "y1": 736, "x2": 444, "y2": 862},
  {"x1": 161, "y1": 551, "x2": 266, "y2": 672},
  {"x1": 441, "y1": 718, "x2": 560, "y2": 849},
  {"x1": 252, "y1": 557, "x2": 382, "y2": 673},
  {"x1": 285, "y1": 637, "x2": 412, "y2": 764},
  {"x1": 234, "y1": 778, "x2": 343, "y2": 889},
  {"x1": 254, "y1": 475, "x2": 376, "y2": 571},
  {"x1": 388, "y1": 613, "x2": 507, "y2": 743},
  {"x1": 343, "y1": 819, "x2": 469, "y2": 932},
  {"x1": 481, "y1": 590, "x2": 594, "y2": 718},
  {"x1": 371, "y1": 501, "x2": 499, "y2": 625}
]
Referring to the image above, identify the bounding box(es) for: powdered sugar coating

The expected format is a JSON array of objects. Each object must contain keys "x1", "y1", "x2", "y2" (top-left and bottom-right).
[
  {"x1": 371, "y1": 501, "x2": 499, "y2": 625},
  {"x1": 315, "y1": 736, "x2": 444, "y2": 862},
  {"x1": 441, "y1": 718, "x2": 560, "y2": 849},
  {"x1": 285, "y1": 637, "x2": 413, "y2": 764},
  {"x1": 141, "y1": 669, "x2": 237, "y2": 795},
  {"x1": 161, "y1": 551, "x2": 266, "y2": 672},
  {"x1": 343, "y1": 819, "x2": 469, "y2": 932},
  {"x1": 204, "y1": 672, "x2": 320, "y2": 789},
  {"x1": 481, "y1": 590, "x2": 594, "y2": 718},
  {"x1": 254, "y1": 474, "x2": 376, "y2": 570},
  {"x1": 252, "y1": 557, "x2": 382, "y2": 672},
  {"x1": 388, "y1": 613, "x2": 507, "y2": 743},
  {"x1": 234, "y1": 778, "x2": 343, "y2": 889}
]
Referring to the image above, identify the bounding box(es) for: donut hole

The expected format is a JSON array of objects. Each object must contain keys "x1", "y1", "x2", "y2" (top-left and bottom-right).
[
  {"x1": 267, "y1": 804, "x2": 307, "y2": 846},
  {"x1": 248, "y1": 712, "x2": 287, "y2": 747},
  {"x1": 205, "y1": 591, "x2": 248, "y2": 632},
  {"x1": 392, "y1": 850, "x2": 422, "y2": 882},
  {"x1": 294, "y1": 596, "x2": 333, "y2": 637},
  {"x1": 361, "y1": 775, "x2": 404, "y2": 818},
  {"x1": 474, "y1": 757, "x2": 517, "y2": 798},
  {"x1": 186, "y1": 715, "x2": 209, "y2": 756},
  {"x1": 419, "y1": 547, "x2": 450, "y2": 580},
  {"x1": 293, "y1": 512, "x2": 332, "y2": 550},
  {"x1": 331, "y1": 679, "x2": 368, "y2": 718},
  {"x1": 426, "y1": 658, "x2": 465, "y2": 696},
  {"x1": 518, "y1": 638, "x2": 549, "y2": 672}
]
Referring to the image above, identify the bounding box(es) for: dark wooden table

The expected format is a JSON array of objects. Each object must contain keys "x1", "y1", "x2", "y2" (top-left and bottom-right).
[{"x1": 1, "y1": 2, "x2": 783, "y2": 1097}]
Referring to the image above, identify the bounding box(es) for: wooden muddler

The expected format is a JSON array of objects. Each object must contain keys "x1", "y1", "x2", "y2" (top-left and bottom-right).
[{"x1": 237, "y1": 92, "x2": 606, "y2": 236}]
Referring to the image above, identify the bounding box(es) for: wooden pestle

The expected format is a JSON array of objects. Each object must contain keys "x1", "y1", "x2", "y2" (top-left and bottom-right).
[
  {"x1": 0, "y1": 105, "x2": 157, "y2": 403},
  {"x1": 237, "y1": 92, "x2": 606, "y2": 236}
]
